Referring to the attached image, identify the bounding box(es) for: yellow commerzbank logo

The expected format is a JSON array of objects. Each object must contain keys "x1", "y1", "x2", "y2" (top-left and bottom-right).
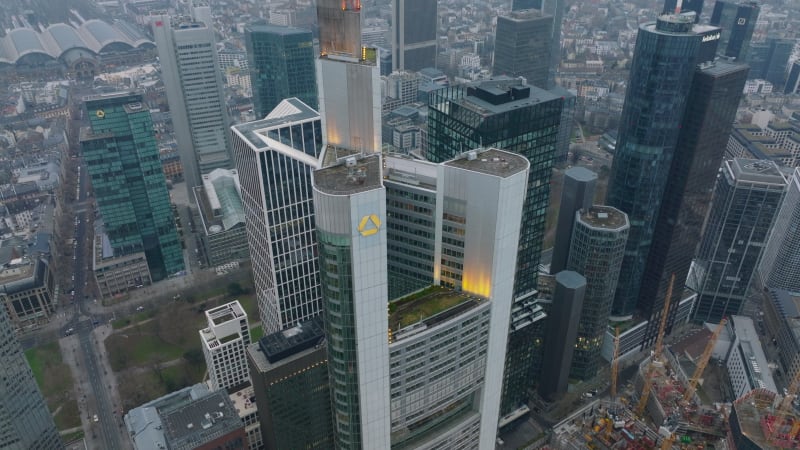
[{"x1": 358, "y1": 214, "x2": 381, "y2": 236}]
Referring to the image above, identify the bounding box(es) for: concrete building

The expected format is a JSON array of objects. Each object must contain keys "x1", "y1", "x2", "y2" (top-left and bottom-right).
[
  {"x1": 688, "y1": 159, "x2": 787, "y2": 323},
  {"x1": 92, "y1": 230, "x2": 151, "y2": 299},
  {"x1": 759, "y1": 168, "x2": 800, "y2": 293},
  {"x1": 246, "y1": 317, "x2": 333, "y2": 450},
  {"x1": 392, "y1": 0, "x2": 438, "y2": 71},
  {"x1": 567, "y1": 206, "x2": 629, "y2": 380},
  {"x1": 151, "y1": 13, "x2": 233, "y2": 192},
  {"x1": 124, "y1": 384, "x2": 247, "y2": 450},
  {"x1": 230, "y1": 98, "x2": 324, "y2": 334},
  {"x1": 200, "y1": 301, "x2": 251, "y2": 392},
  {"x1": 493, "y1": 9, "x2": 553, "y2": 89},
  {"x1": 193, "y1": 169, "x2": 250, "y2": 267},
  {"x1": 0, "y1": 257, "x2": 55, "y2": 331},
  {"x1": 550, "y1": 167, "x2": 597, "y2": 275},
  {"x1": 81, "y1": 92, "x2": 184, "y2": 281},
  {"x1": 724, "y1": 315, "x2": 777, "y2": 399},
  {"x1": 764, "y1": 289, "x2": 800, "y2": 387},
  {"x1": 539, "y1": 271, "x2": 586, "y2": 400},
  {"x1": 0, "y1": 305, "x2": 60, "y2": 449}
]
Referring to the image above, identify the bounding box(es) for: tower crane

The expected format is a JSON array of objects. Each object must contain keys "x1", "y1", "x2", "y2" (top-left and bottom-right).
[
  {"x1": 681, "y1": 317, "x2": 727, "y2": 404},
  {"x1": 636, "y1": 274, "x2": 676, "y2": 417},
  {"x1": 768, "y1": 369, "x2": 800, "y2": 444}
]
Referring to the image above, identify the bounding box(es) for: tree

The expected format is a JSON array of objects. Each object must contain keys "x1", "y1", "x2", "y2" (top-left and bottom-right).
[{"x1": 227, "y1": 282, "x2": 244, "y2": 296}]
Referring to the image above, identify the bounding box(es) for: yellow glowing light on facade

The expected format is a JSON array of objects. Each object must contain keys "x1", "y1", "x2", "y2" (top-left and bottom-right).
[
  {"x1": 461, "y1": 271, "x2": 491, "y2": 298},
  {"x1": 358, "y1": 214, "x2": 381, "y2": 236}
]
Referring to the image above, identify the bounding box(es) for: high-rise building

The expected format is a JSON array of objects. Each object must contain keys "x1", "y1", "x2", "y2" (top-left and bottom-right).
[
  {"x1": 426, "y1": 77, "x2": 562, "y2": 414},
  {"x1": 230, "y1": 98, "x2": 324, "y2": 334},
  {"x1": 607, "y1": 13, "x2": 718, "y2": 319},
  {"x1": 200, "y1": 301, "x2": 251, "y2": 392},
  {"x1": 688, "y1": 159, "x2": 786, "y2": 323},
  {"x1": 511, "y1": 0, "x2": 562, "y2": 87},
  {"x1": 550, "y1": 167, "x2": 597, "y2": 275},
  {"x1": 709, "y1": 0, "x2": 760, "y2": 61},
  {"x1": 759, "y1": 168, "x2": 800, "y2": 292},
  {"x1": 81, "y1": 92, "x2": 185, "y2": 281},
  {"x1": 313, "y1": 148, "x2": 529, "y2": 449},
  {"x1": 0, "y1": 306, "x2": 61, "y2": 450},
  {"x1": 152, "y1": 14, "x2": 233, "y2": 191},
  {"x1": 493, "y1": 10, "x2": 553, "y2": 89},
  {"x1": 539, "y1": 270, "x2": 586, "y2": 400},
  {"x1": 245, "y1": 24, "x2": 318, "y2": 119},
  {"x1": 316, "y1": 0, "x2": 382, "y2": 154},
  {"x1": 392, "y1": 0, "x2": 438, "y2": 71},
  {"x1": 750, "y1": 38, "x2": 794, "y2": 88},
  {"x1": 567, "y1": 206, "x2": 629, "y2": 380},
  {"x1": 246, "y1": 317, "x2": 333, "y2": 450}
]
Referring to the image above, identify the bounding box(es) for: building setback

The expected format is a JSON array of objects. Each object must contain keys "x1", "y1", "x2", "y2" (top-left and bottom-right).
[
  {"x1": 245, "y1": 24, "x2": 318, "y2": 118},
  {"x1": 81, "y1": 92, "x2": 184, "y2": 281},
  {"x1": 0, "y1": 305, "x2": 61, "y2": 450},
  {"x1": 688, "y1": 159, "x2": 786, "y2": 323},
  {"x1": 151, "y1": 14, "x2": 232, "y2": 191}
]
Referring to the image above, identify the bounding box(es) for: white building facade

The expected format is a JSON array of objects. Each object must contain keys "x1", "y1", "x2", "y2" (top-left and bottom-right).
[{"x1": 200, "y1": 301, "x2": 251, "y2": 391}]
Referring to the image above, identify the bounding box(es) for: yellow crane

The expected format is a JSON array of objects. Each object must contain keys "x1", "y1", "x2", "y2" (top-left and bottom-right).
[
  {"x1": 636, "y1": 274, "x2": 676, "y2": 417},
  {"x1": 611, "y1": 326, "x2": 620, "y2": 401},
  {"x1": 681, "y1": 317, "x2": 728, "y2": 404},
  {"x1": 769, "y1": 369, "x2": 800, "y2": 444},
  {"x1": 660, "y1": 433, "x2": 676, "y2": 450}
]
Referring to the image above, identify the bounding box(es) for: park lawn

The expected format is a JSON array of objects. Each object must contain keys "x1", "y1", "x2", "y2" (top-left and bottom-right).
[
  {"x1": 237, "y1": 294, "x2": 258, "y2": 321},
  {"x1": 54, "y1": 398, "x2": 81, "y2": 430},
  {"x1": 107, "y1": 332, "x2": 185, "y2": 371},
  {"x1": 116, "y1": 359, "x2": 206, "y2": 412},
  {"x1": 24, "y1": 342, "x2": 80, "y2": 430}
]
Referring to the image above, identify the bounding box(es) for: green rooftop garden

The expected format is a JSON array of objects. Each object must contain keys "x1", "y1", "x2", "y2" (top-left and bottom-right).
[{"x1": 389, "y1": 285, "x2": 475, "y2": 332}]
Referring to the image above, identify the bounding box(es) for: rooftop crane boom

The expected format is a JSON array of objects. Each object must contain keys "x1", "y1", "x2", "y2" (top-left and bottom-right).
[
  {"x1": 768, "y1": 369, "x2": 800, "y2": 444},
  {"x1": 611, "y1": 326, "x2": 620, "y2": 401},
  {"x1": 681, "y1": 317, "x2": 727, "y2": 404}
]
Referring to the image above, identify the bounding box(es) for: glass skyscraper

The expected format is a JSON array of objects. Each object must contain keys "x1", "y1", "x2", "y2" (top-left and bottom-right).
[
  {"x1": 709, "y1": 0, "x2": 760, "y2": 61},
  {"x1": 759, "y1": 168, "x2": 800, "y2": 293},
  {"x1": 426, "y1": 77, "x2": 562, "y2": 414},
  {"x1": 0, "y1": 305, "x2": 61, "y2": 450},
  {"x1": 493, "y1": 10, "x2": 553, "y2": 89},
  {"x1": 81, "y1": 92, "x2": 185, "y2": 281},
  {"x1": 392, "y1": 0, "x2": 438, "y2": 71},
  {"x1": 245, "y1": 24, "x2": 318, "y2": 119},
  {"x1": 688, "y1": 159, "x2": 786, "y2": 323}
]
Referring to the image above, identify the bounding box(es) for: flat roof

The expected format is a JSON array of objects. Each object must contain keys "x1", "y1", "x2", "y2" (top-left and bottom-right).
[
  {"x1": 577, "y1": 206, "x2": 629, "y2": 230},
  {"x1": 457, "y1": 77, "x2": 560, "y2": 115},
  {"x1": 161, "y1": 391, "x2": 242, "y2": 447},
  {"x1": 728, "y1": 158, "x2": 787, "y2": 186},
  {"x1": 257, "y1": 316, "x2": 325, "y2": 364},
  {"x1": 730, "y1": 315, "x2": 777, "y2": 393},
  {"x1": 313, "y1": 154, "x2": 383, "y2": 195},
  {"x1": 443, "y1": 147, "x2": 528, "y2": 178},
  {"x1": 389, "y1": 285, "x2": 485, "y2": 335}
]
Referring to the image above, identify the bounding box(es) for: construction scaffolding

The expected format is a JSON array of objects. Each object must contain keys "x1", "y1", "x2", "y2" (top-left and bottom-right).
[
  {"x1": 550, "y1": 400, "x2": 661, "y2": 450},
  {"x1": 728, "y1": 388, "x2": 800, "y2": 449}
]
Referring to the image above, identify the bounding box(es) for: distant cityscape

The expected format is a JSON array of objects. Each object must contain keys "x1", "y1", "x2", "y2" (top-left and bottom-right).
[{"x1": 1, "y1": 0, "x2": 800, "y2": 449}]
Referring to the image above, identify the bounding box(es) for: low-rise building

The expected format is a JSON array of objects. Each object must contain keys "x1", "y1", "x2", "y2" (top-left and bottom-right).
[
  {"x1": 763, "y1": 289, "x2": 800, "y2": 385},
  {"x1": 724, "y1": 315, "x2": 777, "y2": 399},
  {"x1": 92, "y1": 231, "x2": 151, "y2": 299},
  {"x1": 193, "y1": 169, "x2": 250, "y2": 267},
  {"x1": 0, "y1": 256, "x2": 55, "y2": 331}
]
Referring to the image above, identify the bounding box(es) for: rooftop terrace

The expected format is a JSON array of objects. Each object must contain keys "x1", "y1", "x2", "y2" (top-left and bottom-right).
[
  {"x1": 388, "y1": 285, "x2": 485, "y2": 338},
  {"x1": 314, "y1": 153, "x2": 383, "y2": 195}
]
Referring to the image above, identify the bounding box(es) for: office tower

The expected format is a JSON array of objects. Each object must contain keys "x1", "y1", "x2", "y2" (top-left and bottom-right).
[
  {"x1": 313, "y1": 148, "x2": 529, "y2": 449},
  {"x1": 81, "y1": 92, "x2": 184, "y2": 281},
  {"x1": 392, "y1": 0, "x2": 437, "y2": 71},
  {"x1": 637, "y1": 59, "x2": 747, "y2": 346},
  {"x1": 312, "y1": 154, "x2": 390, "y2": 449},
  {"x1": 200, "y1": 301, "x2": 251, "y2": 391},
  {"x1": 316, "y1": 0, "x2": 381, "y2": 154},
  {"x1": 189, "y1": 0, "x2": 212, "y2": 27},
  {"x1": 785, "y1": 62, "x2": 800, "y2": 94},
  {"x1": 0, "y1": 306, "x2": 60, "y2": 449},
  {"x1": 567, "y1": 206, "x2": 629, "y2": 380},
  {"x1": 688, "y1": 159, "x2": 786, "y2": 323},
  {"x1": 550, "y1": 167, "x2": 597, "y2": 275},
  {"x1": 511, "y1": 0, "x2": 562, "y2": 87},
  {"x1": 550, "y1": 86, "x2": 576, "y2": 163},
  {"x1": 759, "y1": 168, "x2": 800, "y2": 292},
  {"x1": 539, "y1": 271, "x2": 586, "y2": 401},
  {"x1": 245, "y1": 24, "x2": 318, "y2": 118},
  {"x1": 152, "y1": 14, "x2": 232, "y2": 192},
  {"x1": 427, "y1": 77, "x2": 562, "y2": 414},
  {"x1": 607, "y1": 14, "x2": 715, "y2": 319},
  {"x1": 493, "y1": 10, "x2": 553, "y2": 88},
  {"x1": 246, "y1": 317, "x2": 334, "y2": 450},
  {"x1": 230, "y1": 98, "x2": 323, "y2": 334},
  {"x1": 750, "y1": 38, "x2": 794, "y2": 87},
  {"x1": 709, "y1": 0, "x2": 759, "y2": 61}
]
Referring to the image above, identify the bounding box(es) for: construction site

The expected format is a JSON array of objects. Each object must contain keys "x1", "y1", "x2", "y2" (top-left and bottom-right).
[{"x1": 547, "y1": 276, "x2": 800, "y2": 449}]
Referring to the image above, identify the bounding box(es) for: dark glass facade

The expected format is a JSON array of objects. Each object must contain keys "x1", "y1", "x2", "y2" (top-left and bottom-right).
[
  {"x1": 607, "y1": 16, "x2": 702, "y2": 318},
  {"x1": 392, "y1": 0, "x2": 437, "y2": 71},
  {"x1": 81, "y1": 92, "x2": 185, "y2": 281},
  {"x1": 245, "y1": 24, "x2": 318, "y2": 119},
  {"x1": 709, "y1": 0, "x2": 759, "y2": 61},
  {"x1": 688, "y1": 159, "x2": 786, "y2": 323},
  {"x1": 637, "y1": 60, "x2": 748, "y2": 346},
  {"x1": 426, "y1": 78, "x2": 563, "y2": 414},
  {"x1": 763, "y1": 38, "x2": 794, "y2": 89},
  {"x1": 493, "y1": 11, "x2": 553, "y2": 89}
]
